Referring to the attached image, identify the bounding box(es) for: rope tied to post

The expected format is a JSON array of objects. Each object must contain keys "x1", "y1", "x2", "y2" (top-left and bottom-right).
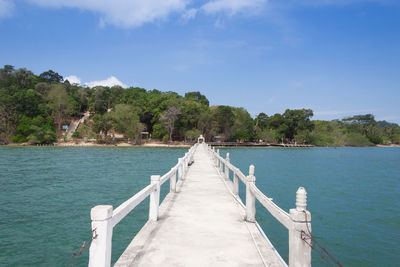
[
  {"x1": 300, "y1": 211, "x2": 343, "y2": 267},
  {"x1": 65, "y1": 228, "x2": 98, "y2": 267}
]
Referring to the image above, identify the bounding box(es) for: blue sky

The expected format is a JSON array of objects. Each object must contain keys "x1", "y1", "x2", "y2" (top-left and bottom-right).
[{"x1": 1, "y1": 0, "x2": 399, "y2": 123}]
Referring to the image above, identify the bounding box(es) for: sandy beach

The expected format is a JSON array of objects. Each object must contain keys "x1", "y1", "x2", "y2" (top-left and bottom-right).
[{"x1": 6, "y1": 141, "x2": 192, "y2": 148}]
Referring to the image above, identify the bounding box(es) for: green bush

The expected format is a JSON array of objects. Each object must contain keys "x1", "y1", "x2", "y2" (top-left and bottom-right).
[
  {"x1": 72, "y1": 130, "x2": 81, "y2": 138},
  {"x1": 366, "y1": 133, "x2": 383, "y2": 144},
  {"x1": 343, "y1": 133, "x2": 372, "y2": 146},
  {"x1": 27, "y1": 126, "x2": 57, "y2": 144},
  {"x1": 12, "y1": 134, "x2": 28, "y2": 143},
  {"x1": 185, "y1": 129, "x2": 202, "y2": 140},
  {"x1": 390, "y1": 134, "x2": 400, "y2": 144},
  {"x1": 152, "y1": 123, "x2": 168, "y2": 140},
  {"x1": 12, "y1": 115, "x2": 56, "y2": 144},
  {"x1": 232, "y1": 129, "x2": 251, "y2": 142}
]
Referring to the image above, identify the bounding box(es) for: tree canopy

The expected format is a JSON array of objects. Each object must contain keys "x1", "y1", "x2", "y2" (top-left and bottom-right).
[{"x1": 0, "y1": 65, "x2": 399, "y2": 146}]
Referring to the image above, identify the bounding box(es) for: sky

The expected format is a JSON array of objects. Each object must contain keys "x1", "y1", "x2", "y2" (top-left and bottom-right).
[{"x1": 0, "y1": 0, "x2": 399, "y2": 123}]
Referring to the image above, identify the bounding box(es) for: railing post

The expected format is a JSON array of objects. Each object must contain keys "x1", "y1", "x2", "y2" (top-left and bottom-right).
[
  {"x1": 217, "y1": 149, "x2": 220, "y2": 168},
  {"x1": 245, "y1": 165, "x2": 256, "y2": 222},
  {"x1": 246, "y1": 165, "x2": 256, "y2": 222},
  {"x1": 170, "y1": 168, "x2": 176, "y2": 193},
  {"x1": 149, "y1": 175, "x2": 161, "y2": 221},
  {"x1": 183, "y1": 153, "x2": 187, "y2": 175},
  {"x1": 89, "y1": 205, "x2": 113, "y2": 267},
  {"x1": 212, "y1": 147, "x2": 215, "y2": 163},
  {"x1": 233, "y1": 171, "x2": 239, "y2": 196},
  {"x1": 289, "y1": 187, "x2": 311, "y2": 267},
  {"x1": 178, "y1": 158, "x2": 183, "y2": 180},
  {"x1": 225, "y1": 153, "x2": 230, "y2": 179}
]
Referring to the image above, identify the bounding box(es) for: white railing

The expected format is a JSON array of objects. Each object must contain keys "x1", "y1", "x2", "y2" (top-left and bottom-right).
[
  {"x1": 88, "y1": 143, "x2": 198, "y2": 267},
  {"x1": 206, "y1": 144, "x2": 312, "y2": 267}
]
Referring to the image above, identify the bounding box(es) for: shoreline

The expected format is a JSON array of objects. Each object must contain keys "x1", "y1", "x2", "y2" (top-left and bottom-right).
[
  {"x1": 3, "y1": 142, "x2": 400, "y2": 148},
  {"x1": 4, "y1": 141, "x2": 192, "y2": 148}
]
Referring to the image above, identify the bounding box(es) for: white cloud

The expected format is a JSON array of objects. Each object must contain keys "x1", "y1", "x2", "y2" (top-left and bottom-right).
[
  {"x1": 64, "y1": 75, "x2": 81, "y2": 85},
  {"x1": 182, "y1": 8, "x2": 197, "y2": 20},
  {"x1": 84, "y1": 76, "x2": 126, "y2": 88},
  {"x1": 202, "y1": 0, "x2": 267, "y2": 16},
  {"x1": 28, "y1": 0, "x2": 188, "y2": 28},
  {"x1": 0, "y1": 0, "x2": 14, "y2": 18}
]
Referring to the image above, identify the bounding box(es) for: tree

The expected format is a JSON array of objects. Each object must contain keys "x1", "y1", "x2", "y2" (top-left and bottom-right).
[
  {"x1": 39, "y1": 70, "x2": 63, "y2": 83},
  {"x1": 12, "y1": 68, "x2": 37, "y2": 89},
  {"x1": 93, "y1": 113, "x2": 113, "y2": 138},
  {"x1": 0, "y1": 105, "x2": 16, "y2": 144},
  {"x1": 92, "y1": 86, "x2": 111, "y2": 114},
  {"x1": 111, "y1": 104, "x2": 144, "y2": 144},
  {"x1": 283, "y1": 109, "x2": 314, "y2": 140},
  {"x1": 214, "y1": 105, "x2": 234, "y2": 141},
  {"x1": 26, "y1": 116, "x2": 56, "y2": 144},
  {"x1": 178, "y1": 100, "x2": 206, "y2": 137},
  {"x1": 160, "y1": 106, "x2": 181, "y2": 142},
  {"x1": 77, "y1": 87, "x2": 88, "y2": 112},
  {"x1": 184, "y1": 129, "x2": 202, "y2": 141},
  {"x1": 267, "y1": 113, "x2": 289, "y2": 142},
  {"x1": 197, "y1": 109, "x2": 216, "y2": 141},
  {"x1": 255, "y1": 113, "x2": 268, "y2": 129},
  {"x1": 35, "y1": 82, "x2": 51, "y2": 96},
  {"x1": 343, "y1": 114, "x2": 376, "y2": 135},
  {"x1": 12, "y1": 89, "x2": 44, "y2": 118},
  {"x1": 0, "y1": 65, "x2": 15, "y2": 88},
  {"x1": 231, "y1": 107, "x2": 254, "y2": 142},
  {"x1": 1, "y1": 65, "x2": 14, "y2": 75},
  {"x1": 11, "y1": 115, "x2": 56, "y2": 144},
  {"x1": 184, "y1": 91, "x2": 209, "y2": 106},
  {"x1": 47, "y1": 84, "x2": 73, "y2": 136}
]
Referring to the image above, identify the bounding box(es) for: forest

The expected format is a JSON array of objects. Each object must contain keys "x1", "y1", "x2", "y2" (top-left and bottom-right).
[{"x1": 1, "y1": 65, "x2": 399, "y2": 146}]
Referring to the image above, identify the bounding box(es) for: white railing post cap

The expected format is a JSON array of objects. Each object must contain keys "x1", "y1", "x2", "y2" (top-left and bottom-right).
[
  {"x1": 226, "y1": 152, "x2": 230, "y2": 160},
  {"x1": 151, "y1": 175, "x2": 161, "y2": 182},
  {"x1": 91, "y1": 205, "x2": 113, "y2": 221},
  {"x1": 296, "y1": 187, "x2": 307, "y2": 211},
  {"x1": 249, "y1": 164, "x2": 255, "y2": 175},
  {"x1": 248, "y1": 165, "x2": 256, "y2": 182}
]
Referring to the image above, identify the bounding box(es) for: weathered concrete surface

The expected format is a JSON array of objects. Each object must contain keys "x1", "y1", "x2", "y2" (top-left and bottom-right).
[{"x1": 115, "y1": 144, "x2": 285, "y2": 267}]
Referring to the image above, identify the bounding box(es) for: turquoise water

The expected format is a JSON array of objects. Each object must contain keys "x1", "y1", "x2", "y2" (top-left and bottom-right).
[
  {"x1": 219, "y1": 147, "x2": 400, "y2": 266},
  {"x1": 0, "y1": 147, "x2": 399, "y2": 266},
  {"x1": 0, "y1": 147, "x2": 185, "y2": 266}
]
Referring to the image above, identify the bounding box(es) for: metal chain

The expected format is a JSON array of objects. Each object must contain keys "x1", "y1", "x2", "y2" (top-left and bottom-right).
[
  {"x1": 65, "y1": 228, "x2": 98, "y2": 267},
  {"x1": 301, "y1": 211, "x2": 343, "y2": 267}
]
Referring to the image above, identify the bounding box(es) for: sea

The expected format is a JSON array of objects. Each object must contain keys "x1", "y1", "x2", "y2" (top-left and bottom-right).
[{"x1": 0, "y1": 146, "x2": 399, "y2": 266}]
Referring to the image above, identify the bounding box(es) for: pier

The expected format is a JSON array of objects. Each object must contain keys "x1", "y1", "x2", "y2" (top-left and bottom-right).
[{"x1": 88, "y1": 136, "x2": 312, "y2": 267}]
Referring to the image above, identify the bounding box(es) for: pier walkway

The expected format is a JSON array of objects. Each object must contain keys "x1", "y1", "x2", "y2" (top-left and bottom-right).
[{"x1": 89, "y1": 137, "x2": 312, "y2": 267}]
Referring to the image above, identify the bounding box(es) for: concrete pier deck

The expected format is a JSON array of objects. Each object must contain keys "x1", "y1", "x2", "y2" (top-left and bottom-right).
[{"x1": 114, "y1": 144, "x2": 284, "y2": 267}]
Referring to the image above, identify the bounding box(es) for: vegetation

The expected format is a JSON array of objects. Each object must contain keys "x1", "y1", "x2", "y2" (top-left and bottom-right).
[{"x1": 1, "y1": 65, "x2": 399, "y2": 146}]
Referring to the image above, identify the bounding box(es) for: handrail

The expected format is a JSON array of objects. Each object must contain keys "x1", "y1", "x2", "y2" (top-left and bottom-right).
[
  {"x1": 89, "y1": 142, "x2": 199, "y2": 267},
  {"x1": 208, "y1": 146, "x2": 290, "y2": 228},
  {"x1": 249, "y1": 183, "x2": 290, "y2": 229},
  {"x1": 160, "y1": 167, "x2": 177, "y2": 186},
  {"x1": 111, "y1": 183, "x2": 156, "y2": 227},
  {"x1": 205, "y1": 143, "x2": 312, "y2": 267}
]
